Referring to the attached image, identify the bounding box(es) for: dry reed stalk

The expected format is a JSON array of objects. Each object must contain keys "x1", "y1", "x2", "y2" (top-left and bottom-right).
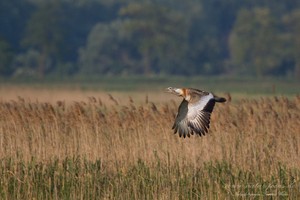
[
  {"x1": 0, "y1": 95, "x2": 299, "y2": 177},
  {"x1": 0, "y1": 86, "x2": 177, "y2": 105}
]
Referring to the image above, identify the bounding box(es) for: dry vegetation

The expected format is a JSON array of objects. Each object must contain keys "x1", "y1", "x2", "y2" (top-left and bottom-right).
[{"x1": 0, "y1": 90, "x2": 300, "y2": 199}]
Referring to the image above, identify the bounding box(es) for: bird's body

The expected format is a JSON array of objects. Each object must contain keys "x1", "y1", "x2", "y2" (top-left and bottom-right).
[{"x1": 166, "y1": 87, "x2": 226, "y2": 138}]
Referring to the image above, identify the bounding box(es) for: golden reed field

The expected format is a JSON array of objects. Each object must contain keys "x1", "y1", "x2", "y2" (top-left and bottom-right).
[{"x1": 0, "y1": 86, "x2": 299, "y2": 199}]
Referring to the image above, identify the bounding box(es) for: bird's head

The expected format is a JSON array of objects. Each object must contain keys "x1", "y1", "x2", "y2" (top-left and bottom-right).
[{"x1": 166, "y1": 87, "x2": 184, "y2": 97}]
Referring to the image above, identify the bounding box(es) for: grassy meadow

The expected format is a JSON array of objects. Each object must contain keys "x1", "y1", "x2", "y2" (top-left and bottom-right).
[{"x1": 0, "y1": 77, "x2": 299, "y2": 199}]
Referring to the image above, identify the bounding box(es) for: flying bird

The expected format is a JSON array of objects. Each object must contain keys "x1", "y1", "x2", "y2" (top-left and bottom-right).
[{"x1": 166, "y1": 87, "x2": 226, "y2": 138}]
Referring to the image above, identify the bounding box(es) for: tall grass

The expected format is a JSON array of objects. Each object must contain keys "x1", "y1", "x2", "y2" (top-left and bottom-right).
[
  {"x1": 0, "y1": 158, "x2": 299, "y2": 199},
  {"x1": 0, "y1": 95, "x2": 299, "y2": 199}
]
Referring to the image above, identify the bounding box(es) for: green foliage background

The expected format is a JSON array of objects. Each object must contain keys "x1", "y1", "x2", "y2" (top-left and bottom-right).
[{"x1": 1, "y1": 0, "x2": 300, "y2": 78}]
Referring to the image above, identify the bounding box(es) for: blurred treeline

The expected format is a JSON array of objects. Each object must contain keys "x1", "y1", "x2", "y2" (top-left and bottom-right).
[{"x1": 1, "y1": 0, "x2": 300, "y2": 78}]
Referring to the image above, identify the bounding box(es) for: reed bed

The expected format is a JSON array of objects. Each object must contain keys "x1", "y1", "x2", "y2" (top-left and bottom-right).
[{"x1": 0, "y1": 95, "x2": 299, "y2": 199}]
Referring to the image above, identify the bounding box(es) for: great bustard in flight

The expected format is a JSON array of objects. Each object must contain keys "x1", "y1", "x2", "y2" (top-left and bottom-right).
[{"x1": 166, "y1": 87, "x2": 226, "y2": 138}]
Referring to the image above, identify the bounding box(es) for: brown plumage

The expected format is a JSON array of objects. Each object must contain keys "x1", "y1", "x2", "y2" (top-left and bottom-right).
[{"x1": 166, "y1": 87, "x2": 226, "y2": 138}]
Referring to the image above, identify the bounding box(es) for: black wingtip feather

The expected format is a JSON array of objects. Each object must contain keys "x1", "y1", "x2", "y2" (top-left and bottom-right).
[{"x1": 172, "y1": 123, "x2": 176, "y2": 130}]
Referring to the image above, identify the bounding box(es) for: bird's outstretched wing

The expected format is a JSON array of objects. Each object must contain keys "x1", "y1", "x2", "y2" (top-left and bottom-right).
[
  {"x1": 172, "y1": 95, "x2": 216, "y2": 138},
  {"x1": 172, "y1": 99, "x2": 192, "y2": 138}
]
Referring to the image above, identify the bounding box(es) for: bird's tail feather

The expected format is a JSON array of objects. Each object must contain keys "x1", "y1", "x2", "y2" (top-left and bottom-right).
[{"x1": 214, "y1": 96, "x2": 226, "y2": 103}]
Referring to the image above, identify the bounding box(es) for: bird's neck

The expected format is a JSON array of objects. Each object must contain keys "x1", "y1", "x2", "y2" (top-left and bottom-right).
[
  {"x1": 182, "y1": 88, "x2": 187, "y2": 97},
  {"x1": 182, "y1": 89, "x2": 191, "y2": 101}
]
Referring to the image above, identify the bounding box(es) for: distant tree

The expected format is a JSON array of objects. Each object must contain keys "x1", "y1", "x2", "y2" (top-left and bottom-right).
[
  {"x1": 190, "y1": 0, "x2": 242, "y2": 75},
  {"x1": 61, "y1": 1, "x2": 119, "y2": 70},
  {"x1": 79, "y1": 20, "x2": 136, "y2": 75},
  {"x1": 11, "y1": 49, "x2": 40, "y2": 77},
  {"x1": 229, "y1": 8, "x2": 284, "y2": 76},
  {"x1": 0, "y1": 38, "x2": 14, "y2": 76},
  {"x1": 282, "y1": 9, "x2": 300, "y2": 79},
  {"x1": 119, "y1": 2, "x2": 189, "y2": 75},
  {"x1": 22, "y1": 0, "x2": 66, "y2": 78},
  {"x1": 0, "y1": 0, "x2": 33, "y2": 51}
]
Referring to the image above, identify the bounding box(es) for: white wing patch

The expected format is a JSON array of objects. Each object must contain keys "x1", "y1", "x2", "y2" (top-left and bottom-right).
[
  {"x1": 173, "y1": 93, "x2": 215, "y2": 137},
  {"x1": 187, "y1": 93, "x2": 214, "y2": 112}
]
